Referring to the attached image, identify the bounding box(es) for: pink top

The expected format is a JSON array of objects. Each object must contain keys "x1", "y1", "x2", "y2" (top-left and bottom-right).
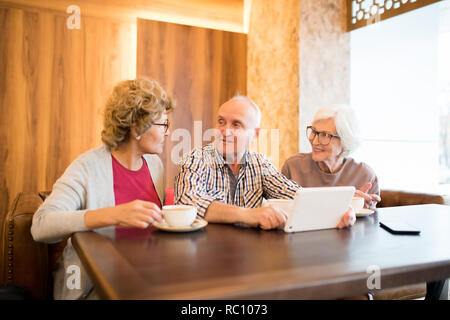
[{"x1": 112, "y1": 155, "x2": 161, "y2": 208}]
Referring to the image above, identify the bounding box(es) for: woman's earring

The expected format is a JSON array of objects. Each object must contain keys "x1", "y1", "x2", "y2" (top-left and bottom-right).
[{"x1": 136, "y1": 136, "x2": 141, "y2": 141}]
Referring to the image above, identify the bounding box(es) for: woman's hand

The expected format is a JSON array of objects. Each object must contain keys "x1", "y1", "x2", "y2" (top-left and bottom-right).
[
  {"x1": 85, "y1": 200, "x2": 163, "y2": 229},
  {"x1": 114, "y1": 200, "x2": 163, "y2": 228},
  {"x1": 355, "y1": 182, "x2": 381, "y2": 208},
  {"x1": 337, "y1": 206, "x2": 356, "y2": 229}
]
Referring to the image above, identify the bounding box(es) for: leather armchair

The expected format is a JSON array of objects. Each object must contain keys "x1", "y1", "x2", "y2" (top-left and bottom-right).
[
  {"x1": 379, "y1": 190, "x2": 449, "y2": 207},
  {"x1": 0, "y1": 192, "x2": 66, "y2": 300}
]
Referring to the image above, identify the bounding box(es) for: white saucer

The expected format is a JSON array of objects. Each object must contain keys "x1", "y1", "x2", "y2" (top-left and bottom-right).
[
  {"x1": 153, "y1": 218, "x2": 208, "y2": 232},
  {"x1": 356, "y1": 208, "x2": 375, "y2": 217}
]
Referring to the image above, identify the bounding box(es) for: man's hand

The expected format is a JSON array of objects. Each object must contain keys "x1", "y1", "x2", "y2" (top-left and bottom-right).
[
  {"x1": 337, "y1": 206, "x2": 356, "y2": 229},
  {"x1": 247, "y1": 206, "x2": 288, "y2": 230},
  {"x1": 355, "y1": 182, "x2": 381, "y2": 208}
]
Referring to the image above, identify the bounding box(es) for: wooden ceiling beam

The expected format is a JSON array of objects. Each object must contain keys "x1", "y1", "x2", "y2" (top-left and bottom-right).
[{"x1": 0, "y1": 0, "x2": 245, "y2": 32}]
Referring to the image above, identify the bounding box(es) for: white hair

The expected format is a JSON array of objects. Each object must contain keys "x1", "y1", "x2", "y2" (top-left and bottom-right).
[
  {"x1": 231, "y1": 95, "x2": 261, "y2": 128},
  {"x1": 313, "y1": 104, "x2": 361, "y2": 156}
]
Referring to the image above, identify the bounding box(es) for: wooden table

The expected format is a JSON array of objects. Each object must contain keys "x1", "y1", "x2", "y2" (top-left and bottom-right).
[{"x1": 72, "y1": 204, "x2": 450, "y2": 300}]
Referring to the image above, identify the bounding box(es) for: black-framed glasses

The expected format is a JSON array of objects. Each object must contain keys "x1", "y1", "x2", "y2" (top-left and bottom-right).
[
  {"x1": 306, "y1": 126, "x2": 340, "y2": 146},
  {"x1": 153, "y1": 119, "x2": 170, "y2": 133}
]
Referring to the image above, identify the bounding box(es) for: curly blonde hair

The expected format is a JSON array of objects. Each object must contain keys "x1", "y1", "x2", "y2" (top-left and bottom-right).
[{"x1": 101, "y1": 78, "x2": 175, "y2": 149}]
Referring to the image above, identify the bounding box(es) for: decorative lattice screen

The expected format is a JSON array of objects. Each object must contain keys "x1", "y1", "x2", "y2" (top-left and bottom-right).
[{"x1": 348, "y1": 0, "x2": 441, "y2": 31}]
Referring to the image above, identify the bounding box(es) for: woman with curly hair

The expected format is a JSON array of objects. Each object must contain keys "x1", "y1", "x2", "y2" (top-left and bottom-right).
[{"x1": 31, "y1": 78, "x2": 175, "y2": 299}]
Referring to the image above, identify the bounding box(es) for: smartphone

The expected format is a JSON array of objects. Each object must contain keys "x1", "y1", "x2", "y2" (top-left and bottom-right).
[{"x1": 379, "y1": 220, "x2": 421, "y2": 235}]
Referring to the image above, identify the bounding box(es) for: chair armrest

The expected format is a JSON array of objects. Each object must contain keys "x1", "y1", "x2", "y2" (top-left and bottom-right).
[
  {"x1": 378, "y1": 189, "x2": 449, "y2": 208},
  {"x1": 1, "y1": 192, "x2": 49, "y2": 299}
]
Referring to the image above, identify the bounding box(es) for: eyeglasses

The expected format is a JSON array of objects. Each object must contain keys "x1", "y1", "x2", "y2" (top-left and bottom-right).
[
  {"x1": 306, "y1": 126, "x2": 340, "y2": 146},
  {"x1": 153, "y1": 119, "x2": 170, "y2": 133}
]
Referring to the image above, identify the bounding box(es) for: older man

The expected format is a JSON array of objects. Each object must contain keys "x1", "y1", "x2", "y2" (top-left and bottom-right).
[{"x1": 175, "y1": 96, "x2": 355, "y2": 230}]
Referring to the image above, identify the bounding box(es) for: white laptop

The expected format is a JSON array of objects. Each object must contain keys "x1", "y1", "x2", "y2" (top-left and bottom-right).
[{"x1": 283, "y1": 186, "x2": 355, "y2": 233}]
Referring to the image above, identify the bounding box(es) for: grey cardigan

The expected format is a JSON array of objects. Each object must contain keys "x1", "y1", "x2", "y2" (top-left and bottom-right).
[{"x1": 31, "y1": 145, "x2": 165, "y2": 299}]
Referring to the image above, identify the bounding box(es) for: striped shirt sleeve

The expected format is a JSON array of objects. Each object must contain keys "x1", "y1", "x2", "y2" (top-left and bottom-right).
[
  {"x1": 174, "y1": 150, "x2": 225, "y2": 217},
  {"x1": 258, "y1": 154, "x2": 300, "y2": 200}
]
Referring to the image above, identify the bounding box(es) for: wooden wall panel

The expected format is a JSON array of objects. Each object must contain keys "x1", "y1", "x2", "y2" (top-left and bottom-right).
[
  {"x1": 0, "y1": 6, "x2": 136, "y2": 219},
  {"x1": 137, "y1": 19, "x2": 247, "y2": 189}
]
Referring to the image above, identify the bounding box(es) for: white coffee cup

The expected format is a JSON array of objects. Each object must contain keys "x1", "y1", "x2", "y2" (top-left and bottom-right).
[
  {"x1": 351, "y1": 197, "x2": 364, "y2": 212},
  {"x1": 162, "y1": 205, "x2": 197, "y2": 227},
  {"x1": 263, "y1": 199, "x2": 293, "y2": 215}
]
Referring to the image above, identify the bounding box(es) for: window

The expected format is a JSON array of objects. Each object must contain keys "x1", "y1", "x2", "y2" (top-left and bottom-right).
[{"x1": 350, "y1": 0, "x2": 450, "y2": 194}]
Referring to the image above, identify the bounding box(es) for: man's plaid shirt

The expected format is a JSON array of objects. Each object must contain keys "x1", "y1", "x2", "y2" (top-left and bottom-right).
[{"x1": 175, "y1": 143, "x2": 300, "y2": 216}]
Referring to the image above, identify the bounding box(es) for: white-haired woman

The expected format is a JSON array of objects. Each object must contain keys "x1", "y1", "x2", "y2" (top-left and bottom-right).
[
  {"x1": 281, "y1": 104, "x2": 380, "y2": 209},
  {"x1": 282, "y1": 104, "x2": 447, "y2": 300},
  {"x1": 31, "y1": 78, "x2": 174, "y2": 299}
]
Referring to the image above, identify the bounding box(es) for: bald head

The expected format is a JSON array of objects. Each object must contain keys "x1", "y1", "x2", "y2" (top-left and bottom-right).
[
  {"x1": 215, "y1": 96, "x2": 261, "y2": 159},
  {"x1": 219, "y1": 96, "x2": 261, "y2": 129}
]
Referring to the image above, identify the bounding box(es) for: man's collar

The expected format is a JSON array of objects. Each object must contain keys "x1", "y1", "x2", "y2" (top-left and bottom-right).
[{"x1": 212, "y1": 144, "x2": 250, "y2": 167}]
